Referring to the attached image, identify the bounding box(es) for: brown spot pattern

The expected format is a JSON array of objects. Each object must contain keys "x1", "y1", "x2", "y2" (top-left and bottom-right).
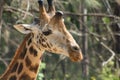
[
  {"x1": 41, "y1": 43, "x2": 47, "y2": 48},
  {"x1": 9, "y1": 75, "x2": 17, "y2": 80},
  {"x1": 29, "y1": 64, "x2": 39, "y2": 73},
  {"x1": 41, "y1": 38, "x2": 45, "y2": 42},
  {"x1": 25, "y1": 56, "x2": 31, "y2": 67},
  {"x1": 29, "y1": 46, "x2": 38, "y2": 57},
  {"x1": 28, "y1": 38, "x2": 32, "y2": 46},
  {"x1": 46, "y1": 43, "x2": 51, "y2": 48},
  {"x1": 19, "y1": 47, "x2": 27, "y2": 59},
  {"x1": 66, "y1": 39, "x2": 69, "y2": 43},
  {"x1": 11, "y1": 62, "x2": 19, "y2": 73},
  {"x1": 17, "y1": 63, "x2": 23, "y2": 74},
  {"x1": 19, "y1": 72, "x2": 31, "y2": 80},
  {"x1": 39, "y1": 39, "x2": 41, "y2": 44},
  {"x1": 53, "y1": 48, "x2": 57, "y2": 52}
]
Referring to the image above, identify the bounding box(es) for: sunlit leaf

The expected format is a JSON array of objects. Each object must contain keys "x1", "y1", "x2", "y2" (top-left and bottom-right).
[{"x1": 102, "y1": 17, "x2": 110, "y2": 24}]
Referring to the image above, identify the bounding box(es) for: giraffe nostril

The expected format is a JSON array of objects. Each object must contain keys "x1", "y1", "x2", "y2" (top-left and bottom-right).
[{"x1": 71, "y1": 46, "x2": 80, "y2": 51}]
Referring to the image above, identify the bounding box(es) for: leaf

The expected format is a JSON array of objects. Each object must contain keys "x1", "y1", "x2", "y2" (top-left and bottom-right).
[{"x1": 102, "y1": 17, "x2": 110, "y2": 24}]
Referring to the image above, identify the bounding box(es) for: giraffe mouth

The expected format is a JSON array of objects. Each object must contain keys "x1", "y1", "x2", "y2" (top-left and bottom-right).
[{"x1": 69, "y1": 51, "x2": 83, "y2": 62}]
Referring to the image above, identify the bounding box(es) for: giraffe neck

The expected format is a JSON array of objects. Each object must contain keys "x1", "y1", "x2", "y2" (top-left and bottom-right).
[{"x1": 0, "y1": 34, "x2": 44, "y2": 80}]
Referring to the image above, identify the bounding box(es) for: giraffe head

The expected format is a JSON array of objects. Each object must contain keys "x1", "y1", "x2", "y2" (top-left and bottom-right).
[{"x1": 14, "y1": 11, "x2": 83, "y2": 62}]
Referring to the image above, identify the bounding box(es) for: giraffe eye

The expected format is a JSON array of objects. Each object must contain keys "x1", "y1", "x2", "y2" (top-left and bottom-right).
[{"x1": 42, "y1": 29, "x2": 52, "y2": 36}]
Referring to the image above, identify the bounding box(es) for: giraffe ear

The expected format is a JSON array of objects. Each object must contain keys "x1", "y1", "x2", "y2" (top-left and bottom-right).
[{"x1": 14, "y1": 24, "x2": 32, "y2": 34}]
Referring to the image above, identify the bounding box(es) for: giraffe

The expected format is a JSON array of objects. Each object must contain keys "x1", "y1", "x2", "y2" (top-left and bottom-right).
[
  {"x1": 0, "y1": 0, "x2": 83, "y2": 80},
  {"x1": 0, "y1": 12, "x2": 83, "y2": 80}
]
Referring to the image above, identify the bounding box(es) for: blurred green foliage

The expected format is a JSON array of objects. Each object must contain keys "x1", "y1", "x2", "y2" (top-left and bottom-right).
[
  {"x1": 98, "y1": 61, "x2": 119, "y2": 80},
  {"x1": 37, "y1": 62, "x2": 46, "y2": 80}
]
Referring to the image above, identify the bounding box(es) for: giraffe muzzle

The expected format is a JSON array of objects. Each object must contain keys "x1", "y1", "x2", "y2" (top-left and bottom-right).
[{"x1": 69, "y1": 46, "x2": 83, "y2": 62}]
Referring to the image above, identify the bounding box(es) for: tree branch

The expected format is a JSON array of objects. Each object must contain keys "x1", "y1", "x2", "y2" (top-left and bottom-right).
[
  {"x1": 95, "y1": 37, "x2": 115, "y2": 66},
  {"x1": 64, "y1": 12, "x2": 120, "y2": 20},
  {"x1": 0, "y1": 57, "x2": 8, "y2": 68},
  {"x1": 0, "y1": 0, "x2": 4, "y2": 59},
  {"x1": 4, "y1": 6, "x2": 34, "y2": 17},
  {"x1": 5, "y1": 7, "x2": 120, "y2": 20},
  {"x1": 22, "y1": 0, "x2": 30, "y2": 20},
  {"x1": 0, "y1": 0, "x2": 4, "y2": 37}
]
